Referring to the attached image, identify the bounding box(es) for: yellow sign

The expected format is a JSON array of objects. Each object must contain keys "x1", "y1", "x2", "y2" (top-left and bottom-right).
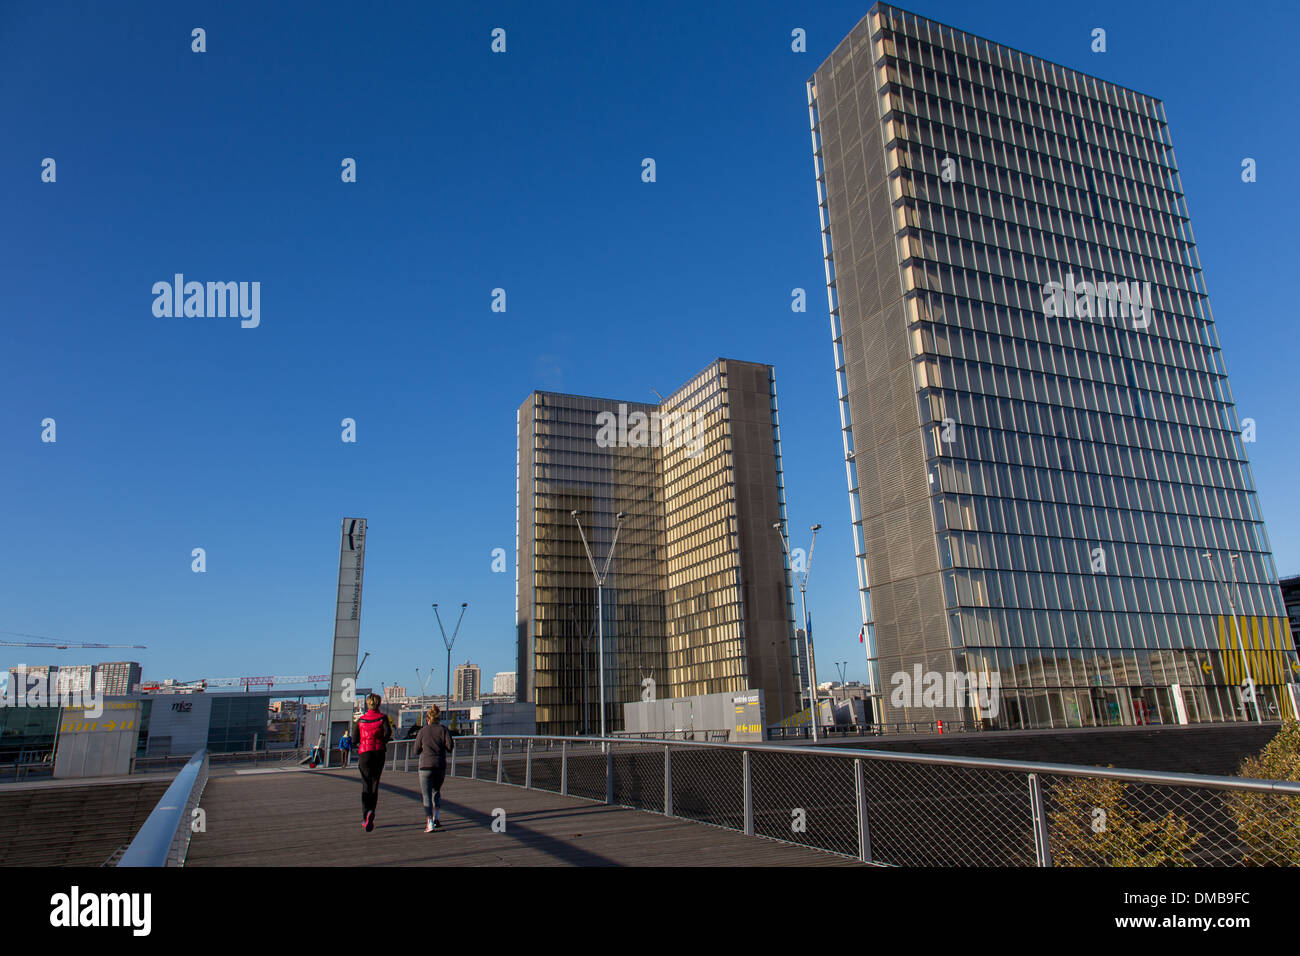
[
  {"x1": 779, "y1": 708, "x2": 812, "y2": 728},
  {"x1": 60, "y1": 701, "x2": 138, "y2": 733},
  {"x1": 1216, "y1": 615, "x2": 1299, "y2": 717}
]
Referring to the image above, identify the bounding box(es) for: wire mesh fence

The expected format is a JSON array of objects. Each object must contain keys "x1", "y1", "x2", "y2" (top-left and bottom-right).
[
  {"x1": 565, "y1": 744, "x2": 609, "y2": 803},
  {"x1": 392, "y1": 735, "x2": 1300, "y2": 866},
  {"x1": 527, "y1": 740, "x2": 565, "y2": 793},
  {"x1": 670, "y1": 745, "x2": 744, "y2": 831},
  {"x1": 1037, "y1": 771, "x2": 1300, "y2": 867},
  {"x1": 611, "y1": 742, "x2": 666, "y2": 814},
  {"x1": 861, "y1": 759, "x2": 1036, "y2": 866},
  {"x1": 750, "y1": 749, "x2": 858, "y2": 857}
]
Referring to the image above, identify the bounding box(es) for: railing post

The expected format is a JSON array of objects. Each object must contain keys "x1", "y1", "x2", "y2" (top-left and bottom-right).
[
  {"x1": 742, "y1": 750, "x2": 754, "y2": 836},
  {"x1": 561, "y1": 740, "x2": 568, "y2": 796},
  {"x1": 663, "y1": 744, "x2": 673, "y2": 817},
  {"x1": 450, "y1": 741, "x2": 457, "y2": 777},
  {"x1": 605, "y1": 745, "x2": 614, "y2": 805},
  {"x1": 525, "y1": 739, "x2": 533, "y2": 789},
  {"x1": 472, "y1": 738, "x2": 478, "y2": 779},
  {"x1": 854, "y1": 758, "x2": 872, "y2": 863},
  {"x1": 1028, "y1": 772, "x2": 1053, "y2": 867},
  {"x1": 404, "y1": 740, "x2": 409, "y2": 773},
  {"x1": 496, "y1": 740, "x2": 504, "y2": 783}
]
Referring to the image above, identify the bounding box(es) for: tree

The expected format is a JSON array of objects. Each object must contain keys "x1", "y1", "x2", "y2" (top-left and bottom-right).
[
  {"x1": 1048, "y1": 773, "x2": 1199, "y2": 866},
  {"x1": 1227, "y1": 718, "x2": 1300, "y2": 865}
]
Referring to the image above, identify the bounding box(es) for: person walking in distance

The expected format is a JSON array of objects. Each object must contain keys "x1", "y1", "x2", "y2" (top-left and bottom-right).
[
  {"x1": 337, "y1": 728, "x2": 352, "y2": 769},
  {"x1": 352, "y1": 694, "x2": 393, "y2": 832},
  {"x1": 413, "y1": 705, "x2": 455, "y2": 832},
  {"x1": 307, "y1": 731, "x2": 325, "y2": 768}
]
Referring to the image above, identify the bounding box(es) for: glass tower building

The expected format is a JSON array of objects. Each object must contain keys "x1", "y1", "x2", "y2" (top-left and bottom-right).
[
  {"x1": 809, "y1": 3, "x2": 1297, "y2": 729},
  {"x1": 516, "y1": 359, "x2": 801, "y2": 735}
]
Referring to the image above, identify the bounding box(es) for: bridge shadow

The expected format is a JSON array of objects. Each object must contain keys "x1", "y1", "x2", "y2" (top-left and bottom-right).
[{"x1": 309, "y1": 769, "x2": 625, "y2": 867}]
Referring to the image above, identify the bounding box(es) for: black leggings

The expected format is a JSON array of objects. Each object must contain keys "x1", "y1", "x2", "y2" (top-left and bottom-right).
[
  {"x1": 419, "y1": 768, "x2": 446, "y2": 816},
  {"x1": 359, "y1": 751, "x2": 385, "y2": 816}
]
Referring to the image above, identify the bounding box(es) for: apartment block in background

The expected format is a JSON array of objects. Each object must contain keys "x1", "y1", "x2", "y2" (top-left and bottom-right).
[
  {"x1": 453, "y1": 662, "x2": 481, "y2": 702},
  {"x1": 94, "y1": 661, "x2": 143, "y2": 697},
  {"x1": 493, "y1": 671, "x2": 518, "y2": 695}
]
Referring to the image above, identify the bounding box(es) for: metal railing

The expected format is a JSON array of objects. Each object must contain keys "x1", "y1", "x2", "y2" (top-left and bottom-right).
[
  {"x1": 767, "y1": 720, "x2": 978, "y2": 740},
  {"x1": 1, "y1": 749, "x2": 55, "y2": 781},
  {"x1": 118, "y1": 749, "x2": 209, "y2": 867},
  {"x1": 378, "y1": 734, "x2": 1300, "y2": 866},
  {"x1": 611, "y1": 729, "x2": 730, "y2": 742},
  {"x1": 133, "y1": 747, "x2": 305, "y2": 774}
]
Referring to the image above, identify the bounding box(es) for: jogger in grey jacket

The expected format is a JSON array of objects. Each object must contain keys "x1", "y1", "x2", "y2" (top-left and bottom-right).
[{"x1": 413, "y1": 705, "x2": 455, "y2": 832}]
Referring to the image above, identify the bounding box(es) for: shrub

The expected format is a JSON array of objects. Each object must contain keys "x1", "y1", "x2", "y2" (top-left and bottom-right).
[
  {"x1": 1227, "y1": 718, "x2": 1300, "y2": 866},
  {"x1": 1048, "y1": 773, "x2": 1199, "y2": 866}
]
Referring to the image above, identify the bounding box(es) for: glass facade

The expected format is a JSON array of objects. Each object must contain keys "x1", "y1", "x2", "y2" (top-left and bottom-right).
[
  {"x1": 810, "y1": 3, "x2": 1297, "y2": 729},
  {"x1": 0, "y1": 705, "x2": 61, "y2": 763},
  {"x1": 206, "y1": 694, "x2": 270, "y2": 753},
  {"x1": 662, "y1": 366, "x2": 746, "y2": 697},
  {"x1": 517, "y1": 359, "x2": 800, "y2": 735}
]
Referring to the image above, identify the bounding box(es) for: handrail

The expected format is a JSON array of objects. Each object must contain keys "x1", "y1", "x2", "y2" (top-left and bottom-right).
[
  {"x1": 611, "y1": 729, "x2": 730, "y2": 741},
  {"x1": 447, "y1": 733, "x2": 1300, "y2": 795},
  {"x1": 119, "y1": 749, "x2": 209, "y2": 867}
]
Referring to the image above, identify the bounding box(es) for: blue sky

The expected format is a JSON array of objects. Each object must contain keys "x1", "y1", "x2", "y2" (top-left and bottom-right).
[{"x1": 2, "y1": 0, "x2": 1296, "y2": 696}]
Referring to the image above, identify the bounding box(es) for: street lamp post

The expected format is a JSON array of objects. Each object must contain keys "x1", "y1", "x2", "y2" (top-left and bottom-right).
[
  {"x1": 1201, "y1": 552, "x2": 1261, "y2": 724},
  {"x1": 572, "y1": 509, "x2": 626, "y2": 742},
  {"x1": 432, "y1": 602, "x2": 468, "y2": 727},
  {"x1": 771, "y1": 641, "x2": 785, "y2": 732},
  {"x1": 774, "y1": 520, "x2": 822, "y2": 742},
  {"x1": 569, "y1": 602, "x2": 592, "y2": 735}
]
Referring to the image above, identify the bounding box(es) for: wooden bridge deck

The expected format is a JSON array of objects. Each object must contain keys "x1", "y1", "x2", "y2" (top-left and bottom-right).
[{"x1": 185, "y1": 767, "x2": 861, "y2": 867}]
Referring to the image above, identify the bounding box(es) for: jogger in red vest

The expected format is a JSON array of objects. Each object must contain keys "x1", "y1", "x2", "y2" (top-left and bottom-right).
[{"x1": 352, "y1": 694, "x2": 393, "y2": 832}]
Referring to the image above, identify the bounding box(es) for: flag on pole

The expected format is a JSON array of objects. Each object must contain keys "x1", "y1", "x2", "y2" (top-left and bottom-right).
[{"x1": 858, "y1": 625, "x2": 865, "y2": 644}]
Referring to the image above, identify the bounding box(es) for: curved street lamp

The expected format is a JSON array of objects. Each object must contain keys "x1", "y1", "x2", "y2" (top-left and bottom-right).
[
  {"x1": 572, "y1": 509, "x2": 626, "y2": 742},
  {"x1": 774, "y1": 520, "x2": 821, "y2": 742},
  {"x1": 432, "y1": 602, "x2": 468, "y2": 724}
]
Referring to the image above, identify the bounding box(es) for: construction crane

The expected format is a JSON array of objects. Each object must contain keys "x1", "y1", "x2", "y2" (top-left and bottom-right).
[
  {"x1": 415, "y1": 666, "x2": 436, "y2": 694},
  {"x1": 168, "y1": 649, "x2": 368, "y2": 692},
  {"x1": 160, "y1": 674, "x2": 329, "y2": 691},
  {"x1": 1, "y1": 641, "x2": 149, "y2": 650},
  {"x1": 1, "y1": 631, "x2": 147, "y2": 650}
]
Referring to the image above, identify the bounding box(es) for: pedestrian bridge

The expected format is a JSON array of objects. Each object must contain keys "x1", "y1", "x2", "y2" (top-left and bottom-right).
[
  {"x1": 123, "y1": 734, "x2": 1300, "y2": 867},
  {"x1": 185, "y1": 765, "x2": 858, "y2": 866}
]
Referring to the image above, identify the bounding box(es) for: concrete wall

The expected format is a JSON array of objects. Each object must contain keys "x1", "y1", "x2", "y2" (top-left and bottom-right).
[
  {"x1": 724, "y1": 362, "x2": 802, "y2": 726},
  {"x1": 623, "y1": 689, "x2": 766, "y2": 740},
  {"x1": 812, "y1": 22, "x2": 959, "y2": 725},
  {"x1": 480, "y1": 701, "x2": 536, "y2": 736},
  {"x1": 54, "y1": 700, "x2": 141, "y2": 778},
  {"x1": 144, "y1": 694, "x2": 213, "y2": 756}
]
